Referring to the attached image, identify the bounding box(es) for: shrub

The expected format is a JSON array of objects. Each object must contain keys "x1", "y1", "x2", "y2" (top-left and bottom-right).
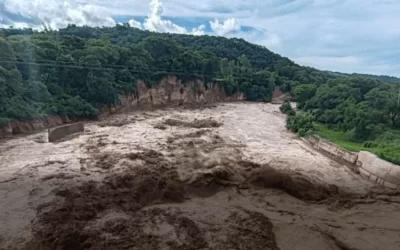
[
  {"x1": 44, "y1": 95, "x2": 98, "y2": 119},
  {"x1": 280, "y1": 100, "x2": 293, "y2": 114},
  {"x1": 286, "y1": 112, "x2": 314, "y2": 137}
]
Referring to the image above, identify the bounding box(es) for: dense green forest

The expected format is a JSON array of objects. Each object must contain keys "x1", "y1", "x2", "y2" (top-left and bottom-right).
[
  {"x1": 288, "y1": 76, "x2": 400, "y2": 164},
  {"x1": 0, "y1": 25, "x2": 271, "y2": 122},
  {"x1": 0, "y1": 24, "x2": 336, "y2": 124},
  {"x1": 1, "y1": 24, "x2": 400, "y2": 163}
]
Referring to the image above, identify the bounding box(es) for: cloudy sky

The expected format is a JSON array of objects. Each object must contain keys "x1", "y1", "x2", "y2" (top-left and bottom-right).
[{"x1": 1, "y1": 0, "x2": 400, "y2": 76}]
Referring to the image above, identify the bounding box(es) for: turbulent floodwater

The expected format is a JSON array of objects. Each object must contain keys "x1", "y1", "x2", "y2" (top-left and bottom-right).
[{"x1": 0, "y1": 103, "x2": 399, "y2": 250}]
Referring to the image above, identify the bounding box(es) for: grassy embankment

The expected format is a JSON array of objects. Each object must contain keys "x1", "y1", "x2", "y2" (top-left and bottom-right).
[{"x1": 314, "y1": 124, "x2": 400, "y2": 165}]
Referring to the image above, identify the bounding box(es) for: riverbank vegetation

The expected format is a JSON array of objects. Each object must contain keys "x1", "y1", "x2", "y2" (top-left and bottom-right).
[{"x1": 289, "y1": 79, "x2": 400, "y2": 164}]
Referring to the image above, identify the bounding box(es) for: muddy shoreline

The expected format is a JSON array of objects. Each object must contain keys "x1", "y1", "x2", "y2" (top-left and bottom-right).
[{"x1": 1, "y1": 103, "x2": 399, "y2": 250}]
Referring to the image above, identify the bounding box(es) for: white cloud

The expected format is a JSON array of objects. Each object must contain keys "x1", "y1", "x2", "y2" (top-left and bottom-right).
[
  {"x1": 260, "y1": 33, "x2": 281, "y2": 49},
  {"x1": 128, "y1": 19, "x2": 143, "y2": 29},
  {"x1": 142, "y1": 0, "x2": 186, "y2": 34},
  {"x1": 191, "y1": 24, "x2": 206, "y2": 36},
  {"x1": 3, "y1": 0, "x2": 115, "y2": 30},
  {"x1": 0, "y1": 22, "x2": 38, "y2": 29},
  {"x1": 294, "y1": 56, "x2": 400, "y2": 76},
  {"x1": 3, "y1": 0, "x2": 400, "y2": 76},
  {"x1": 128, "y1": 0, "x2": 205, "y2": 35},
  {"x1": 4, "y1": 0, "x2": 205, "y2": 36},
  {"x1": 232, "y1": 0, "x2": 400, "y2": 76},
  {"x1": 209, "y1": 18, "x2": 241, "y2": 36}
]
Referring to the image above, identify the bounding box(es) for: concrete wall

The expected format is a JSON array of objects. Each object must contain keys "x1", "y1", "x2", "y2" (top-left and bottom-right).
[
  {"x1": 48, "y1": 123, "x2": 84, "y2": 142},
  {"x1": 306, "y1": 135, "x2": 358, "y2": 165},
  {"x1": 304, "y1": 135, "x2": 400, "y2": 190},
  {"x1": 357, "y1": 151, "x2": 400, "y2": 189},
  {"x1": 0, "y1": 116, "x2": 65, "y2": 139}
]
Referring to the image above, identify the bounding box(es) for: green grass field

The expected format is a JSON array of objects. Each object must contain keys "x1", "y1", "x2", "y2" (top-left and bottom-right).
[
  {"x1": 314, "y1": 124, "x2": 364, "y2": 152},
  {"x1": 314, "y1": 124, "x2": 400, "y2": 165}
]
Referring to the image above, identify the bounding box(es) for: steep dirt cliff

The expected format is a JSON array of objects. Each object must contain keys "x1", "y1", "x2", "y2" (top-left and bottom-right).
[
  {"x1": 101, "y1": 76, "x2": 244, "y2": 115},
  {"x1": 0, "y1": 76, "x2": 244, "y2": 138}
]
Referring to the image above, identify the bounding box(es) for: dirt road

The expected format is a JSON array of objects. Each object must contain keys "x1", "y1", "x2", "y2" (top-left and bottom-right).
[{"x1": 0, "y1": 103, "x2": 399, "y2": 249}]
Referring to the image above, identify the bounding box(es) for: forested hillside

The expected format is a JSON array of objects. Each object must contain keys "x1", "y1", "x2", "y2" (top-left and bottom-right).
[
  {"x1": 1, "y1": 24, "x2": 400, "y2": 163},
  {"x1": 0, "y1": 24, "x2": 333, "y2": 125}
]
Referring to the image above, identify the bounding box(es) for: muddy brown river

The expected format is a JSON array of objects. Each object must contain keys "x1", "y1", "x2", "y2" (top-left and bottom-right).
[{"x1": 0, "y1": 103, "x2": 399, "y2": 249}]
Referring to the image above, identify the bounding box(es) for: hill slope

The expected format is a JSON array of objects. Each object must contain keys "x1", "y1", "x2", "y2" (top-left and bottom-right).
[{"x1": 0, "y1": 25, "x2": 330, "y2": 124}]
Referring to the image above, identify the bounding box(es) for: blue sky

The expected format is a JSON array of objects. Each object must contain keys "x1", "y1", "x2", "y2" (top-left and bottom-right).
[{"x1": 1, "y1": 0, "x2": 400, "y2": 76}]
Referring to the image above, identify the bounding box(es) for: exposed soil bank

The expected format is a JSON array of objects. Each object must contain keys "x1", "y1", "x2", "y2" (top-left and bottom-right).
[
  {"x1": 0, "y1": 76, "x2": 243, "y2": 139},
  {"x1": 0, "y1": 103, "x2": 399, "y2": 250}
]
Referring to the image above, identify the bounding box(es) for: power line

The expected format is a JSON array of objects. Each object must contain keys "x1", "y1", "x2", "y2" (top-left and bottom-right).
[
  {"x1": 0, "y1": 57, "x2": 256, "y2": 79},
  {"x1": 0, "y1": 56, "x2": 219, "y2": 75},
  {"x1": 0, "y1": 59, "x2": 226, "y2": 79},
  {"x1": 0, "y1": 56, "x2": 205, "y2": 74},
  {"x1": 0, "y1": 58, "x2": 260, "y2": 83}
]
